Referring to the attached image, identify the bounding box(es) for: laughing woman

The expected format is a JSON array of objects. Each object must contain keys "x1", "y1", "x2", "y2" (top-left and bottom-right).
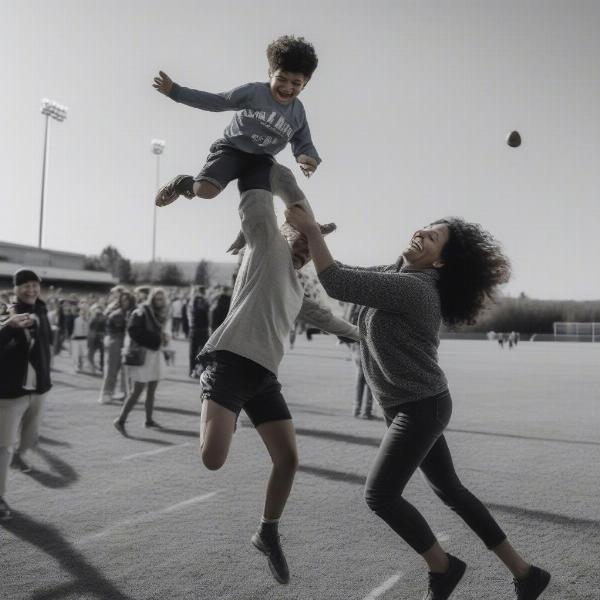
[{"x1": 285, "y1": 207, "x2": 550, "y2": 600}]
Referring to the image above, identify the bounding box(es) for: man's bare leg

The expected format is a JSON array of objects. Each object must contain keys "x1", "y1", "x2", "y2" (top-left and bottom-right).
[{"x1": 199, "y1": 399, "x2": 237, "y2": 470}]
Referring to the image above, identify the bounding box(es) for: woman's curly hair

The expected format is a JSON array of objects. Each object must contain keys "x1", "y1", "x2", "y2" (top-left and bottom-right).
[
  {"x1": 431, "y1": 218, "x2": 511, "y2": 328},
  {"x1": 266, "y1": 35, "x2": 318, "y2": 78}
]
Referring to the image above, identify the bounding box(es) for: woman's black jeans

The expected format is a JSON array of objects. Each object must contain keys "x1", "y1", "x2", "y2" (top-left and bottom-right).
[{"x1": 364, "y1": 390, "x2": 506, "y2": 554}]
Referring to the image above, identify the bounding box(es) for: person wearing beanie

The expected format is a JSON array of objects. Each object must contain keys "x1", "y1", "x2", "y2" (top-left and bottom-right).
[{"x1": 0, "y1": 269, "x2": 53, "y2": 521}]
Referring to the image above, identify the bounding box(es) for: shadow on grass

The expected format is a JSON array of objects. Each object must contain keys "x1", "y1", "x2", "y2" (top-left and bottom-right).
[
  {"x1": 155, "y1": 427, "x2": 199, "y2": 439},
  {"x1": 1, "y1": 512, "x2": 134, "y2": 600},
  {"x1": 295, "y1": 427, "x2": 379, "y2": 447},
  {"x1": 38, "y1": 436, "x2": 71, "y2": 448},
  {"x1": 154, "y1": 405, "x2": 201, "y2": 417},
  {"x1": 121, "y1": 435, "x2": 174, "y2": 446},
  {"x1": 28, "y1": 447, "x2": 79, "y2": 489},
  {"x1": 446, "y1": 427, "x2": 600, "y2": 447},
  {"x1": 295, "y1": 426, "x2": 598, "y2": 448},
  {"x1": 298, "y1": 464, "x2": 600, "y2": 528},
  {"x1": 286, "y1": 402, "x2": 347, "y2": 418}
]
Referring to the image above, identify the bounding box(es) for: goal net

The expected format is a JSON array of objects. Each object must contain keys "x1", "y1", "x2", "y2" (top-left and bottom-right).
[{"x1": 553, "y1": 322, "x2": 600, "y2": 342}]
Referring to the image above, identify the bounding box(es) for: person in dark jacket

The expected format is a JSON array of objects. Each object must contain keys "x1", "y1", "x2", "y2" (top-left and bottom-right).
[
  {"x1": 345, "y1": 302, "x2": 374, "y2": 419},
  {"x1": 87, "y1": 305, "x2": 106, "y2": 373},
  {"x1": 181, "y1": 294, "x2": 190, "y2": 339},
  {"x1": 113, "y1": 288, "x2": 169, "y2": 435},
  {"x1": 209, "y1": 286, "x2": 232, "y2": 332},
  {"x1": 188, "y1": 285, "x2": 210, "y2": 377},
  {"x1": 0, "y1": 269, "x2": 53, "y2": 521},
  {"x1": 99, "y1": 291, "x2": 135, "y2": 404}
]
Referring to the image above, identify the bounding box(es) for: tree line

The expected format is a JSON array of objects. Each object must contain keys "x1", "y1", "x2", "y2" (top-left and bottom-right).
[
  {"x1": 85, "y1": 245, "x2": 213, "y2": 287},
  {"x1": 454, "y1": 294, "x2": 600, "y2": 335}
]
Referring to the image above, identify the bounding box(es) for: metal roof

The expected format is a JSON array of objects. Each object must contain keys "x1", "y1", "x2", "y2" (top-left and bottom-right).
[{"x1": 0, "y1": 261, "x2": 117, "y2": 284}]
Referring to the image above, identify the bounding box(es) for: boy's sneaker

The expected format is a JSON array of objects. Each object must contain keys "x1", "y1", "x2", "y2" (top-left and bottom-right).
[
  {"x1": 0, "y1": 497, "x2": 12, "y2": 521},
  {"x1": 144, "y1": 420, "x2": 162, "y2": 429},
  {"x1": 10, "y1": 454, "x2": 33, "y2": 473},
  {"x1": 251, "y1": 530, "x2": 290, "y2": 584},
  {"x1": 513, "y1": 566, "x2": 551, "y2": 599},
  {"x1": 422, "y1": 554, "x2": 466, "y2": 600},
  {"x1": 155, "y1": 175, "x2": 195, "y2": 206}
]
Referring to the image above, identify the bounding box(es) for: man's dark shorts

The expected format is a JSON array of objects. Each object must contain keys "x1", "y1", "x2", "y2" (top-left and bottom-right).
[
  {"x1": 199, "y1": 350, "x2": 291, "y2": 427},
  {"x1": 195, "y1": 139, "x2": 274, "y2": 193}
]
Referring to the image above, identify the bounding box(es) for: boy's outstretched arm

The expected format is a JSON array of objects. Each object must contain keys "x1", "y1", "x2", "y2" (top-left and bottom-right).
[{"x1": 152, "y1": 71, "x2": 252, "y2": 112}]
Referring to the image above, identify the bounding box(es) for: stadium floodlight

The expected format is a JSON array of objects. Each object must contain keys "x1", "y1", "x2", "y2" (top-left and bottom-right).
[
  {"x1": 39, "y1": 98, "x2": 68, "y2": 248},
  {"x1": 151, "y1": 139, "x2": 165, "y2": 155},
  {"x1": 151, "y1": 139, "x2": 166, "y2": 281}
]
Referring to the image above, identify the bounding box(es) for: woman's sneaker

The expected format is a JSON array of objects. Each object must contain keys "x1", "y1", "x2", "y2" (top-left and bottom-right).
[
  {"x1": 251, "y1": 530, "x2": 290, "y2": 584},
  {"x1": 513, "y1": 566, "x2": 551, "y2": 599},
  {"x1": 423, "y1": 554, "x2": 466, "y2": 600},
  {"x1": 0, "y1": 497, "x2": 12, "y2": 520},
  {"x1": 155, "y1": 175, "x2": 195, "y2": 206}
]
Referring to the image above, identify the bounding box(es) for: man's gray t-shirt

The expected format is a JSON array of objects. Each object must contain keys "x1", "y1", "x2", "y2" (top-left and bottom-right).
[
  {"x1": 169, "y1": 82, "x2": 321, "y2": 164},
  {"x1": 200, "y1": 190, "x2": 357, "y2": 376}
]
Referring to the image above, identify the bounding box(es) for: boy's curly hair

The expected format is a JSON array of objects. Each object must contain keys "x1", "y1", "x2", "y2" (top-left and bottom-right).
[
  {"x1": 266, "y1": 35, "x2": 318, "y2": 78},
  {"x1": 431, "y1": 218, "x2": 511, "y2": 328}
]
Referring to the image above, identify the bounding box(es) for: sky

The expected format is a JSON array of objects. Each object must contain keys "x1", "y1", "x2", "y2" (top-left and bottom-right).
[{"x1": 1, "y1": 0, "x2": 599, "y2": 299}]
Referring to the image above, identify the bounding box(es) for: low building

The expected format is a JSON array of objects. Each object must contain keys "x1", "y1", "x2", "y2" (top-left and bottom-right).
[{"x1": 0, "y1": 241, "x2": 117, "y2": 292}]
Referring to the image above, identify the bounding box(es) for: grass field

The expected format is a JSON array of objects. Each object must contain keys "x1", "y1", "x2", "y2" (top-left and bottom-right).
[{"x1": 1, "y1": 337, "x2": 599, "y2": 600}]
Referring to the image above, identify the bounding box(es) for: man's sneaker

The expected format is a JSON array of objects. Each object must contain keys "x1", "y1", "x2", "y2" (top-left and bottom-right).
[
  {"x1": 10, "y1": 454, "x2": 33, "y2": 473},
  {"x1": 0, "y1": 497, "x2": 12, "y2": 521},
  {"x1": 99, "y1": 393, "x2": 112, "y2": 405},
  {"x1": 113, "y1": 419, "x2": 127, "y2": 437},
  {"x1": 422, "y1": 554, "x2": 466, "y2": 600},
  {"x1": 155, "y1": 175, "x2": 195, "y2": 207},
  {"x1": 144, "y1": 420, "x2": 162, "y2": 429},
  {"x1": 251, "y1": 530, "x2": 290, "y2": 584},
  {"x1": 513, "y1": 565, "x2": 551, "y2": 600}
]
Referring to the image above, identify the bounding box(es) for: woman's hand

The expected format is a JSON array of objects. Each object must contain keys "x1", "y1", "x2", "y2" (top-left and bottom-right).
[
  {"x1": 285, "y1": 205, "x2": 320, "y2": 236},
  {"x1": 285, "y1": 206, "x2": 335, "y2": 273}
]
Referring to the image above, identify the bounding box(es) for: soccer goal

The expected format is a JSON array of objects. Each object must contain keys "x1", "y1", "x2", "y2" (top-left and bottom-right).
[{"x1": 553, "y1": 322, "x2": 600, "y2": 342}]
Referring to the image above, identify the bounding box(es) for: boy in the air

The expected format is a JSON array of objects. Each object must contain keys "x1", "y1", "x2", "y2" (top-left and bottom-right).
[{"x1": 153, "y1": 35, "x2": 321, "y2": 218}]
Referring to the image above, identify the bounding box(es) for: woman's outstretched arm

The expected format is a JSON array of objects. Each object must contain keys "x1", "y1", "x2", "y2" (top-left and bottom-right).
[{"x1": 285, "y1": 206, "x2": 431, "y2": 313}]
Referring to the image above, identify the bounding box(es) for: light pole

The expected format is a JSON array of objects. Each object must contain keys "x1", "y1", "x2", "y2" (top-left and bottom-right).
[
  {"x1": 39, "y1": 98, "x2": 68, "y2": 248},
  {"x1": 150, "y1": 139, "x2": 166, "y2": 282}
]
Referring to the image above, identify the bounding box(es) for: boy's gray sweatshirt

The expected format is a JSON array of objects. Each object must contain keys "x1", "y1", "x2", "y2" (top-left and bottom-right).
[
  {"x1": 318, "y1": 262, "x2": 448, "y2": 409},
  {"x1": 169, "y1": 82, "x2": 321, "y2": 164}
]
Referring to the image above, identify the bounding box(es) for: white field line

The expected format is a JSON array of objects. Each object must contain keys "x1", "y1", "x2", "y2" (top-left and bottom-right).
[
  {"x1": 77, "y1": 491, "x2": 221, "y2": 545},
  {"x1": 363, "y1": 573, "x2": 404, "y2": 600},
  {"x1": 120, "y1": 442, "x2": 193, "y2": 461}
]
